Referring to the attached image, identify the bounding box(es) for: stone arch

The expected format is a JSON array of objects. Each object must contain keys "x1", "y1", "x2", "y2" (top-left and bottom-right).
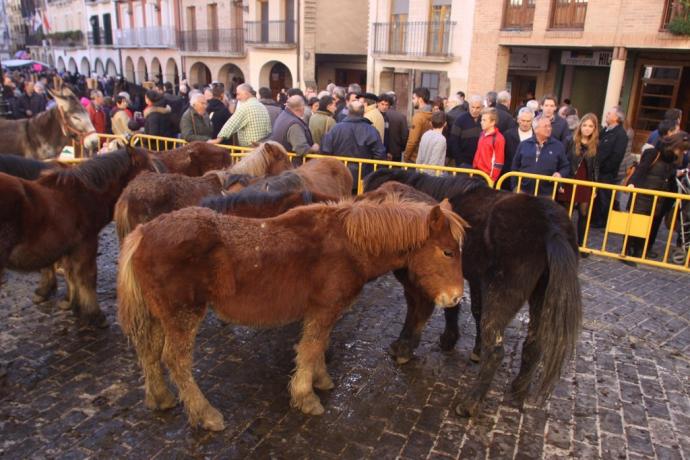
[
  {"x1": 94, "y1": 58, "x2": 105, "y2": 76},
  {"x1": 136, "y1": 56, "x2": 148, "y2": 84},
  {"x1": 80, "y1": 57, "x2": 90, "y2": 76},
  {"x1": 150, "y1": 57, "x2": 162, "y2": 83},
  {"x1": 189, "y1": 61, "x2": 212, "y2": 87},
  {"x1": 217, "y1": 63, "x2": 245, "y2": 97},
  {"x1": 164, "y1": 58, "x2": 179, "y2": 85},
  {"x1": 124, "y1": 56, "x2": 135, "y2": 82},
  {"x1": 106, "y1": 59, "x2": 118, "y2": 77},
  {"x1": 57, "y1": 56, "x2": 66, "y2": 72},
  {"x1": 259, "y1": 61, "x2": 293, "y2": 98},
  {"x1": 47, "y1": 54, "x2": 55, "y2": 68},
  {"x1": 68, "y1": 57, "x2": 78, "y2": 73}
]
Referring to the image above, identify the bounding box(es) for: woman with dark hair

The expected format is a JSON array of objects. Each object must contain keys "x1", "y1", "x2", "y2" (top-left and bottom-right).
[
  {"x1": 626, "y1": 130, "x2": 690, "y2": 260},
  {"x1": 557, "y1": 113, "x2": 600, "y2": 250}
]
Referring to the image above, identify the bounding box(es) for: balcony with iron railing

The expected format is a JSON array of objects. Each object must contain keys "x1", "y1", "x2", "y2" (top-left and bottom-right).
[
  {"x1": 115, "y1": 27, "x2": 177, "y2": 48},
  {"x1": 245, "y1": 20, "x2": 296, "y2": 46},
  {"x1": 549, "y1": 0, "x2": 588, "y2": 29},
  {"x1": 177, "y1": 28, "x2": 244, "y2": 54},
  {"x1": 87, "y1": 29, "x2": 113, "y2": 46},
  {"x1": 502, "y1": 0, "x2": 536, "y2": 30},
  {"x1": 372, "y1": 21, "x2": 455, "y2": 59},
  {"x1": 45, "y1": 31, "x2": 85, "y2": 48}
]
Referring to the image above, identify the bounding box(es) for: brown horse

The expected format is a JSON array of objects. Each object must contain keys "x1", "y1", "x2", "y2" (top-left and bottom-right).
[
  {"x1": 0, "y1": 87, "x2": 100, "y2": 159},
  {"x1": 364, "y1": 169, "x2": 582, "y2": 418},
  {"x1": 0, "y1": 147, "x2": 155, "y2": 326},
  {"x1": 114, "y1": 142, "x2": 295, "y2": 240},
  {"x1": 228, "y1": 157, "x2": 353, "y2": 198},
  {"x1": 201, "y1": 188, "x2": 337, "y2": 218},
  {"x1": 118, "y1": 191, "x2": 466, "y2": 431}
]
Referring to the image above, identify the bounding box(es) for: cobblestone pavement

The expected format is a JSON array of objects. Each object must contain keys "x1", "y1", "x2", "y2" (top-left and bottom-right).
[{"x1": 0, "y1": 225, "x2": 689, "y2": 459}]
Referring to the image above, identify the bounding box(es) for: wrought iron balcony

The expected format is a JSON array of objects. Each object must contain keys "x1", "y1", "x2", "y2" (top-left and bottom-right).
[
  {"x1": 87, "y1": 29, "x2": 113, "y2": 46},
  {"x1": 502, "y1": 0, "x2": 536, "y2": 30},
  {"x1": 115, "y1": 27, "x2": 177, "y2": 48},
  {"x1": 662, "y1": 0, "x2": 690, "y2": 29},
  {"x1": 245, "y1": 20, "x2": 296, "y2": 45},
  {"x1": 177, "y1": 28, "x2": 244, "y2": 53},
  {"x1": 372, "y1": 21, "x2": 455, "y2": 58}
]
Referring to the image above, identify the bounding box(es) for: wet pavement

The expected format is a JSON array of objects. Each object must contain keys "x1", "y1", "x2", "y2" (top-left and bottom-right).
[{"x1": 0, "y1": 224, "x2": 689, "y2": 459}]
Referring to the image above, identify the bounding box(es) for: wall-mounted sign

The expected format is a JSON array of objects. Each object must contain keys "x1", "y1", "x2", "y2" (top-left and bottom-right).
[
  {"x1": 561, "y1": 50, "x2": 612, "y2": 67},
  {"x1": 509, "y1": 47, "x2": 549, "y2": 71}
]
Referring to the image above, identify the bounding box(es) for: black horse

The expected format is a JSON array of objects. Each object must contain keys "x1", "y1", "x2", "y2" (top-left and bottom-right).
[{"x1": 364, "y1": 169, "x2": 582, "y2": 417}]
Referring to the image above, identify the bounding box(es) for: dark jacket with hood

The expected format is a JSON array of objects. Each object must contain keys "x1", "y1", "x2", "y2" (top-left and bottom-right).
[
  {"x1": 322, "y1": 116, "x2": 386, "y2": 183},
  {"x1": 144, "y1": 99, "x2": 177, "y2": 138},
  {"x1": 260, "y1": 98, "x2": 282, "y2": 127},
  {"x1": 206, "y1": 98, "x2": 231, "y2": 138}
]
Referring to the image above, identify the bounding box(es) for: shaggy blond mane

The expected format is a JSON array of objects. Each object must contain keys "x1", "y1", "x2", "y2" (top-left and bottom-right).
[
  {"x1": 229, "y1": 141, "x2": 289, "y2": 176},
  {"x1": 334, "y1": 193, "x2": 466, "y2": 255}
]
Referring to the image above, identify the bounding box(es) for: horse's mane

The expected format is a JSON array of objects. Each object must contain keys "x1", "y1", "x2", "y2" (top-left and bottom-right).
[
  {"x1": 201, "y1": 189, "x2": 314, "y2": 214},
  {"x1": 0, "y1": 155, "x2": 54, "y2": 180},
  {"x1": 252, "y1": 171, "x2": 304, "y2": 192},
  {"x1": 41, "y1": 150, "x2": 132, "y2": 190},
  {"x1": 334, "y1": 192, "x2": 466, "y2": 255},
  {"x1": 229, "y1": 141, "x2": 288, "y2": 176},
  {"x1": 221, "y1": 173, "x2": 254, "y2": 189},
  {"x1": 364, "y1": 169, "x2": 488, "y2": 201}
]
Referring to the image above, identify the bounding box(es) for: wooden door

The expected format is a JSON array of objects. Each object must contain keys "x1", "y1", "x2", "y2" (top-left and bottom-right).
[
  {"x1": 634, "y1": 65, "x2": 682, "y2": 132},
  {"x1": 393, "y1": 72, "x2": 410, "y2": 117}
]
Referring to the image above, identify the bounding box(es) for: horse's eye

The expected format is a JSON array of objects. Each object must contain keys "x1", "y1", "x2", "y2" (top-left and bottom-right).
[{"x1": 443, "y1": 249, "x2": 454, "y2": 257}]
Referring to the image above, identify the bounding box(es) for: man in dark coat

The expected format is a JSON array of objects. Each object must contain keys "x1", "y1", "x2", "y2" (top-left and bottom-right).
[
  {"x1": 321, "y1": 100, "x2": 386, "y2": 190},
  {"x1": 270, "y1": 95, "x2": 317, "y2": 156},
  {"x1": 448, "y1": 95, "x2": 483, "y2": 167},
  {"x1": 259, "y1": 86, "x2": 282, "y2": 128},
  {"x1": 15, "y1": 81, "x2": 47, "y2": 119},
  {"x1": 501, "y1": 107, "x2": 535, "y2": 190},
  {"x1": 592, "y1": 106, "x2": 630, "y2": 227},
  {"x1": 206, "y1": 85, "x2": 231, "y2": 138},
  {"x1": 378, "y1": 93, "x2": 408, "y2": 162},
  {"x1": 540, "y1": 95, "x2": 569, "y2": 144},
  {"x1": 496, "y1": 90, "x2": 517, "y2": 134},
  {"x1": 144, "y1": 90, "x2": 177, "y2": 138}
]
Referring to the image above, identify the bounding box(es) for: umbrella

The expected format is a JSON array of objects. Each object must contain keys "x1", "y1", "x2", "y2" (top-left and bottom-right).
[
  {"x1": 14, "y1": 50, "x2": 30, "y2": 59},
  {"x1": 1, "y1": 59, "x2": 52, "y2": 70}
]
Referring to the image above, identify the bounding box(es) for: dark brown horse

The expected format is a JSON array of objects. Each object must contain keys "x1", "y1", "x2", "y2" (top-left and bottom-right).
[
  {"x1": 114, "y1": 142, "x2": 295, "y2": 240},
  {"x1": 0, "y1": 147, "x2": 155, "y2": 326},
  {"x1": 201, "y1": 188, "x2": 337, "y2": 218},
  {"x1": 228, "y1": 157, "x2": 353, "y2": 198},
  {"x1": 364, "y1": 169, "x2": 582, "y2": 418},
  {"x1": 0, "y1": 87, "x2": 100, "y2": 159},
  {"x1": 118, "y1": 191, "x2": 466, "y2": 431}
]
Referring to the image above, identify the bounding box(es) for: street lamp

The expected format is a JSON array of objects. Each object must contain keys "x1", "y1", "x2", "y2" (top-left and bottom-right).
[{"x1": 0, "y1": 53, "x2": 12, "y2": 119}]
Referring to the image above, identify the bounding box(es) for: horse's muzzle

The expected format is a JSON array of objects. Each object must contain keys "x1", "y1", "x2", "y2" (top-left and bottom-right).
[
  {"x1": 435, "y1": 290, "x2": 463, "y2": 308},
  {"x1": 84, "y1": 133, "x2": 100, "y2": 154}
]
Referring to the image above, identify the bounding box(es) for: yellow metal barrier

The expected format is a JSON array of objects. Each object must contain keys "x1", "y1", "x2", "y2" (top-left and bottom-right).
[
  {"x1": 130, "y1": 133, "x2": 187, "y2": 151},
  {"x1": 496, "y1": 172, "x2": 690, "y2": 273},
  {"x1": 69, "y1": 134, "x2": 128, "y2": 158}
]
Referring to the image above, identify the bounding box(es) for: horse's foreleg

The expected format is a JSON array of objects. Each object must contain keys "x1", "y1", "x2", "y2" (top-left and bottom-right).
[
  {"x1": 390, "y1": 274, "x2": 435, "y2": 364},
  {"x1": 32, "y1": 266, "x2": 57, "y2": 303},
  {"x1": 468, "y1": 280, "x2": 483, "y2": 362},
  {"x1": 66, "y1": 239, "x2": 107, "y2": 328},
  {"x1": 57, "y1": 258, "x2": 78, "y2": 312},
  {"x1": 161, "y1": 311, "x2": 223, "y2": 431},
  {"x1": 290, "y1": 318, "x2": 333, "y2": 415}
]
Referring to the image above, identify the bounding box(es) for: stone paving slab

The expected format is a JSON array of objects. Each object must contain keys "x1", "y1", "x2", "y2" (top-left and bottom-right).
[{"x1": 0, "y1": 225, "x2": 688, "y2": 459}]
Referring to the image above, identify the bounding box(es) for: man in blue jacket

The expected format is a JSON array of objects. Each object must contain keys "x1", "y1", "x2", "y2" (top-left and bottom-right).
[
  {"x1": 321, "y1": 100, "x2": 386, "y2": 191},
  {"x1": 511, "y1": 116, "x2": 570, "y2": 196}
]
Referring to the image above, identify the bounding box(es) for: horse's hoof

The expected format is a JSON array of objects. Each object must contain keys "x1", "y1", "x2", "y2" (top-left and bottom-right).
[
  {"x1": 58, "y1": 300, "x2": 72, "y2": 311},
  {"x1": 81, "y1": 311, "x2": 108, "y2": 329},
  {"x1": 469, "y1": 345, "x2": 481, "y2": 363},
  {"x1": 145, "y1": 391, "x2": 177, "y2": 411},
  {"x1": 313, "y1": 375, "x2": 335, "y2": 391},
  {"x1": 293, "y1": 393, "x2": 325, "y2": 415},
  {"x1": 388, "y1": 341, "x2": 413, "y2": 364},
  {"x1": 199, "y1": 407, "x2": 225, "y2": 432},
  {"x1": 32, "y1": 293, "x2": 49, "y2": 304},
  {"x1": 455, "y1": 399, "x2": 480, "y2": 418},
  {"x1": 439, "y1": 331, "x2": 459, "y2": 351}
]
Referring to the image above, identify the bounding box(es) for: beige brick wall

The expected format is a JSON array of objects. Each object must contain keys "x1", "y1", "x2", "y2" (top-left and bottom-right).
[{"x1": 467, "y1": 0, "x2": 690, "y2": 95}]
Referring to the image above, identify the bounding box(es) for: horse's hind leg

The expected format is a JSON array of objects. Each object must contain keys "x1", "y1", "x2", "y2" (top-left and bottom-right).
[
  {"x1": 390, "y1": 271, "x2": 435, "y2": 364},
  {"x1": 67, "y1": 239, "x2": 107, "y2": 327},
  {"x1": 468, "y1": 281, "x2": 483, "y2": 362},
  {"x1": 32, "y1": 266, "x2": 57, "y2": 303},
  {"x1": 161, "y1": 310, "x2": 224, "y2": 431},
  {"x1": 510, "y1": 280, "x2": 547, "y2": 406},
  {"x1": 456, "y1": 281, "x2": 522, "y2": 418},
  {"x1": 290, "y1": 317, "x2": 334, "y2": 415},
  {"x1": 140, "y1": 318, "x2": 177, "y2": 411},
  {"x1": 312, "y1": 349, "x2": 334, "y2": 391}
]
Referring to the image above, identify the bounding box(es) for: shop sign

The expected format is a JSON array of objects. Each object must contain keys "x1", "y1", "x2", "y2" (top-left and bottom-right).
[
  {"x1": 509, "y1": 48, "x2": 549, "y2": 71},
  {"x1": 561, "y1": 50, "x2": 612, "y2": 67}
]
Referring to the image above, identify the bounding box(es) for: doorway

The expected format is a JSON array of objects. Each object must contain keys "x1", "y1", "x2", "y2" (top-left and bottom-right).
[
  {"x1": 508, "y1": 74, "x2": 537, "y2": 113},
  {"x1": 570, "y1": 66, "x2": 609, "y2": 119}
]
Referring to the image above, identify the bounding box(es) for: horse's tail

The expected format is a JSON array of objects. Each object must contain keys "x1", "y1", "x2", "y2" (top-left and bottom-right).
[
  {"x1": 114, "y1": 197, "x2": 133, "y2": 243},
  {"x1": 536, "y1": 210, "x2": 583, "y2": 398},
  {"x1": 117, "y1": 228, "x2": 150, "y2": 349}
]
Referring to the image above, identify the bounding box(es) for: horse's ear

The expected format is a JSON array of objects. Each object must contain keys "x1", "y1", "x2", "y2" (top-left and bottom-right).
[
  {"x1": 428, "y1": 204, "x2": 447, "y2": 233},
  {"x1": 440, "y1": 198, "x2": 452, "y2": 212}
]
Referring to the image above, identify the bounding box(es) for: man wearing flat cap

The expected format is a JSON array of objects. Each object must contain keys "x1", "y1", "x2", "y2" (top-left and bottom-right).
[{"x1": 362, "y1": 92, "x2": 385, "y2": 142}]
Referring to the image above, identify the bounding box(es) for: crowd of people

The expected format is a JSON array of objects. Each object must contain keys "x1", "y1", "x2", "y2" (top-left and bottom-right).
[{"x1": 3, "y1": 67, "x2": 689, "y2": 261}]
